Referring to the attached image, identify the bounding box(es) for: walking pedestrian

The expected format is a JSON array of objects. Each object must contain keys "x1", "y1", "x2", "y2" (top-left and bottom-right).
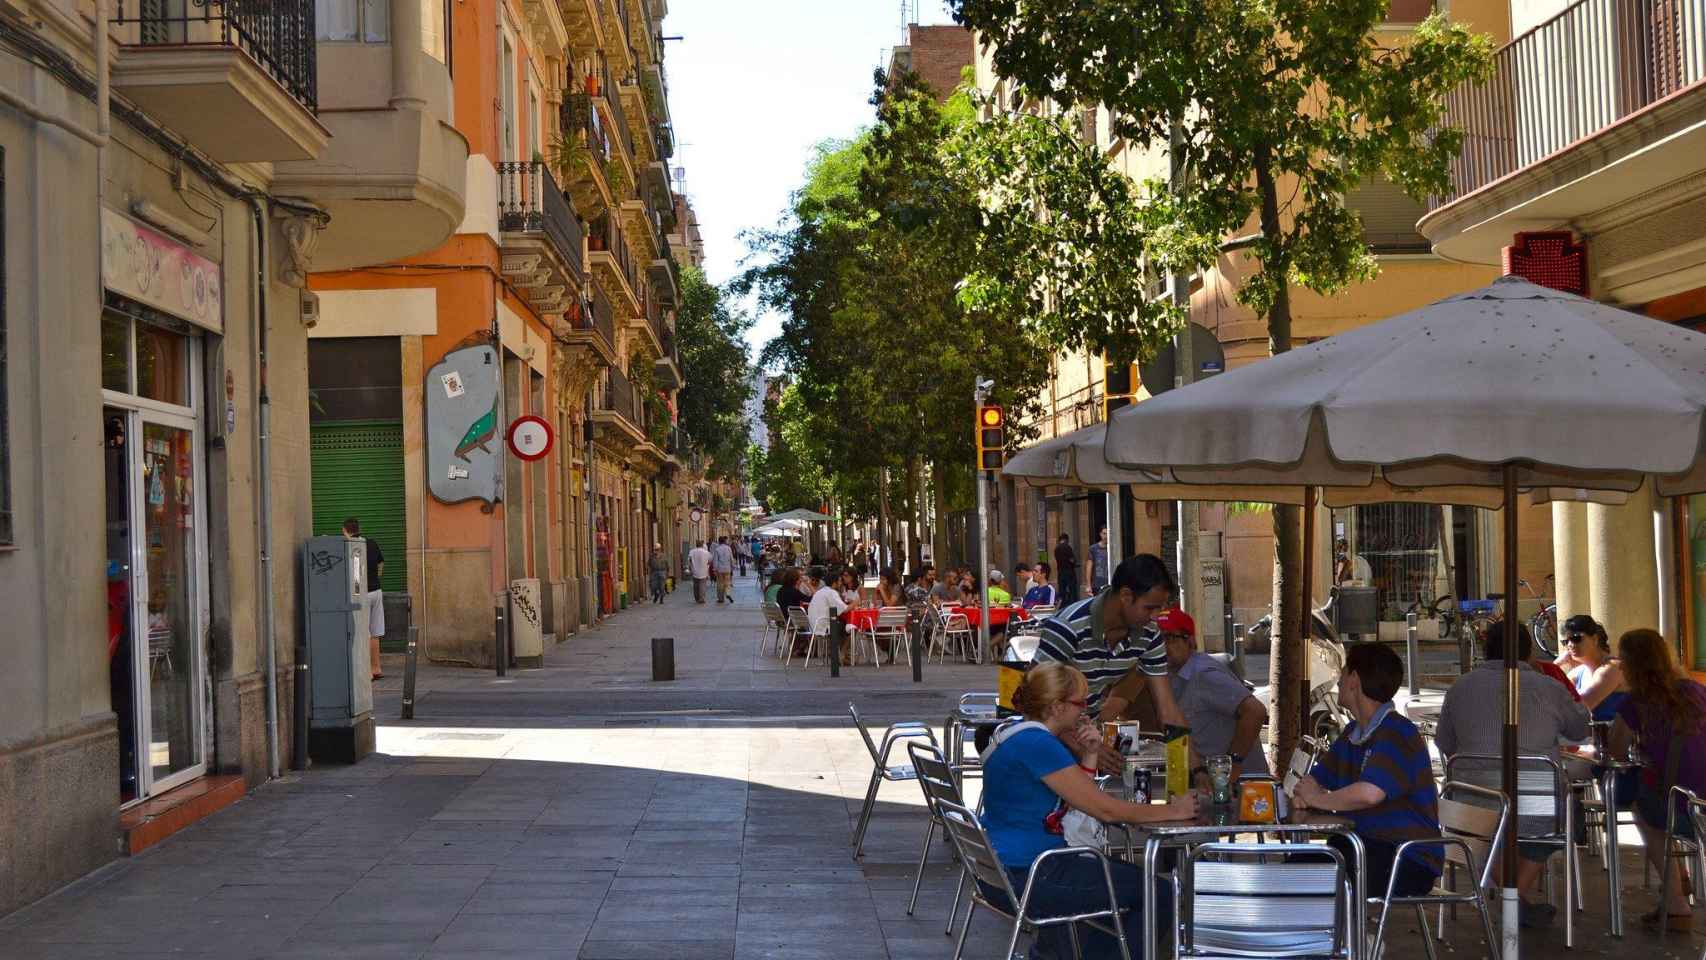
[
  {"x1": 688, "y1": 541, "x2": 712, "y2": 604},
  {"x1": 736, "y1": 538, "x2": 748, "y2": 577},
  {"x1": 713, "y1": 536, "x2": 735, "y2": 603},
  {"x1": 342, "y1": 518, "x2": 386, "y2": 681},
  {"x1": 1088, "y1": 526, "x2": 1110, "y2": 595},
  {"x1": 1055, "y1": 533, "x2": 1080, "y2": 604},
  {"x1": 648, "y1": 543, "x2": 668, "y2": 604}
]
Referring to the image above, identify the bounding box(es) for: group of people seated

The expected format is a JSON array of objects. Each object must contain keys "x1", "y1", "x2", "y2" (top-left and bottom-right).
[
  {"x1": 974, "y1": 549, "x2": 1706, "y2": 955},
  {"x1": 1433, "y1": 612, "x2": 1706, "y2": 930}
]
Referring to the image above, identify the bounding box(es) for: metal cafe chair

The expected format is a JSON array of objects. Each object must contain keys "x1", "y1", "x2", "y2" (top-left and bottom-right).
[
  {"x1": 847, "y1": 702, "x2": 938, "y2": 859},
  {"x1": 758, "y1": 603, "x2": 786, "y2": 657},
  {"x1": 1177, "y1": 841, "x2": 1351, "y2": 959},
  {"x1": 935, "y1": 798, "x2": 1135, "y2": 960},
  {"x1": 1446, "y1": 753, "x2": 1580, "y2": 947},
  {"x1": 904, "y1": 741, "x2": 975, "y2": 935},
  {"x1": 1283, "y1": 735, "x2": 1325, "y2": 797},
  {"x1": 802, "y1": 615, "x2": 836, "y2": 670},
  {"x1": 781, "y1": 606, "x2": 812, "y2": 667},
  {"x1": 1368, "y1": 781, "x2": 1509, "y2": 960},
  {"x1": 872, "y1": 606, "x2": 911, "y2": 666},
  {"x1": 1658, "y1": 785, "x2": 1706, "y2": 938},
  {"x1": 937, "y1": 610, "x2": 975, "y2": 663}
]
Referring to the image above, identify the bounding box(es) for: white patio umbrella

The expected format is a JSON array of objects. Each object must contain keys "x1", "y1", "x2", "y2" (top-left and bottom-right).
[{"x1": 1104, "y1": 275, "x2": 1706, "y2": 952}]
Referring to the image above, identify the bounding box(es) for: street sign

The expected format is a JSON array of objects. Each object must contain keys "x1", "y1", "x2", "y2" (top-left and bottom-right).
[{"x1": 506, "y1": 415, "x2": 553, "y2": 461}]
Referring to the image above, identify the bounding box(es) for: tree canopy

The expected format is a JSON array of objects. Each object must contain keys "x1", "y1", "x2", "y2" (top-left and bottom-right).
[
  {"x1": 674, "y1": 266, "x2": 754, "y2": 481},
  {"x1": 740, "y1": 69, "x2": 1053, "y2": 521}
]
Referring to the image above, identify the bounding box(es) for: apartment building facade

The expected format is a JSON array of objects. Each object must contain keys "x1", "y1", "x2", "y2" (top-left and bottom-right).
[
  {"x1": 306, "y1": 0, "x2": 686, "y2": 666},
  {"x1": 0, "y1": 0, "x2": 468, "y2": 913},
  {"x1": 1419, "y1": 0, "x2": 1706, "y2": 656},
  {"x1": 982, "y1": 2, "x2": 1563, "y2": 637}
]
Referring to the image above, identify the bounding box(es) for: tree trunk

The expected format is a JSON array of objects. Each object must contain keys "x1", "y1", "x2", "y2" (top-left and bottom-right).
[
  {"x1": 932, "y1": 463, "x2": 951, "y2": 570},
  {"x1": 909, "y1": 456, "x2": 927, "y2": 573},
  {"x1": 1256, "y1": 147, "x2": 1305, "y2": 764}
]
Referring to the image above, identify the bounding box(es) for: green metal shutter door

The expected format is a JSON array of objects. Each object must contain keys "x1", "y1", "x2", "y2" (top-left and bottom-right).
[{"x1": 311, "y1": 420, "x2": 407, "y2": 595}]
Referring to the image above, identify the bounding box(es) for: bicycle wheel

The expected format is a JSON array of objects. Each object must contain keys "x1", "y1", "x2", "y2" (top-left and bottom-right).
[{"x1": 1530, "y1": 603, "x2": 1559, "y2": 658}]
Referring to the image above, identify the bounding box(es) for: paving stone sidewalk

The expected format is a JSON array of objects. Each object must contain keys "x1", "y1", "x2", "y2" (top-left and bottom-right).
[{"x1": 2, "y1": 575, "x2": 1699, "y2": 958}]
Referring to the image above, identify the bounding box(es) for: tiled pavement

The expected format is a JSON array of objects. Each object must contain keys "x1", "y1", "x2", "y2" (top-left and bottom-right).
[{"x1": 4, "y1": 576, "x2": 1705, "y2": 958}]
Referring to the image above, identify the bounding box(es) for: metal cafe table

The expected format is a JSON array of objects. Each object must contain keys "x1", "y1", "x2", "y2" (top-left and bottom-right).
[
  {"x1": 1107, "y1": 805, "x2": 1367, "y2": 959},
  {"x1": 1563, "y1": 741, "x2": 1644, "y2": 937}
]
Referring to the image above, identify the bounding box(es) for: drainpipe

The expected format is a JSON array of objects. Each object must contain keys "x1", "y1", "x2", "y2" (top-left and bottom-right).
[{"x1": 247, "y1": 196, "x2": 286, "y2": 777}]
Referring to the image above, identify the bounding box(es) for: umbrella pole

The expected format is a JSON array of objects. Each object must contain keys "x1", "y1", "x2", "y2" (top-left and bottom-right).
[
  {"x1": 1501, "y1": 465, "x2": 1521, "y2": 960},
  {"x1": 1299, "y1": 486, "x2": 1316, "y2": 739}
]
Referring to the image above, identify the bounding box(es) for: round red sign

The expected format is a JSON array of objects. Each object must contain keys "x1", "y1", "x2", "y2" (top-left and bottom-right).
[{"x1": 506, "y1": 415, "x2": 554, "y2": 461}]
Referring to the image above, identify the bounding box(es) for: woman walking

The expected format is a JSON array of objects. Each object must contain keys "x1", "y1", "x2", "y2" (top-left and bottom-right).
[{"x1": 648, "y1": 543, "x2": 668, "y2": 604}]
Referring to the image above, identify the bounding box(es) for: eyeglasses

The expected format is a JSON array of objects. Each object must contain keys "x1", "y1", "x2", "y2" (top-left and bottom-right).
[{"x1": 1065, "y1": 698, "x2": 1088, "y2": 709}]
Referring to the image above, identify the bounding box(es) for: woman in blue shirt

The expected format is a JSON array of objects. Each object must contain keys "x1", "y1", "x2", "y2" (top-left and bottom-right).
[{"x1": 981, "y1": 662, "x2": 1198, "y2": 958}]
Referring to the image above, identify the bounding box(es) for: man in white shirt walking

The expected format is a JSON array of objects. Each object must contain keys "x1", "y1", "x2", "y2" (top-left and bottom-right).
[
  {"x1": 712, "y1": 537, "x2": 735, "y2": 604},
  {"x1": 688, "y1": 541, "x2": 712, "y2": 604}
]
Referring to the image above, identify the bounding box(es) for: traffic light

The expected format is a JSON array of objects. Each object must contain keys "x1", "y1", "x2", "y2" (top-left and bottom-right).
[
  {"x1": 976, "y1": 405, "x2": 1005, "y2": 470},
  {"x1": 1103, "y1": 357, "x2": 1138, "y2": 422}
]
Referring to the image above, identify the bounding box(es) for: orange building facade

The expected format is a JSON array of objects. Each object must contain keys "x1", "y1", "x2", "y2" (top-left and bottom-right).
[{"x1": 308, "y1": 0, "x2": 684, "y2": 665}]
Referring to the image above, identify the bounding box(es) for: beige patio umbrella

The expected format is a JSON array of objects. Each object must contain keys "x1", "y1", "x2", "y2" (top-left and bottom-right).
[{"x1": 1104, "y1": 275, "x2": 1706, "y2": 949}]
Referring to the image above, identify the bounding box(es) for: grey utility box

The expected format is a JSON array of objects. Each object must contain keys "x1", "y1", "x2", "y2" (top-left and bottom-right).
[
  {"x1": 303, "y1": 536, "x2": 375, "y2": 763},
  {"x1": 1333, "y1": 585, "x2": 1380, "y2": 640}
]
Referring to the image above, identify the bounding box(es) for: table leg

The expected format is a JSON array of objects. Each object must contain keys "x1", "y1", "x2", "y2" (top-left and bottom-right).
[
  {"x1": 1143, "y1": 837, "x2": 1160, "y2": 960},
  {"x1": 1605, "y1": 768, "x2": 1623, "y2": 937}
]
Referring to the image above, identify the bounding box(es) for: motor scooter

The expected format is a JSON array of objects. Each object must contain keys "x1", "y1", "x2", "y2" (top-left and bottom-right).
[{"x1": 1244, "y1": 587, "x2": 1353, "y2": 742}]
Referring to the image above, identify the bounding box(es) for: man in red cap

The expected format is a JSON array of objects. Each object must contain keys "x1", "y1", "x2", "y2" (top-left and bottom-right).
[{"x1": 1153, "y1": 606, "x2": 1271, "y2": 782}]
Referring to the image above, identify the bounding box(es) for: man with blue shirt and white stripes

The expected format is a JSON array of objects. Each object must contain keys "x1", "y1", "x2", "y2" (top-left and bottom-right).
[{"x1": 1033, "y1": 553, "x2": 1189, "y2": 771}]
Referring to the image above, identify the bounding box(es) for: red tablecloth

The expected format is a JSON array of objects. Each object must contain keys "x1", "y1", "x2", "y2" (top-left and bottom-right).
[
  {"x1": 956, "y1": 605, "x2": 1029, "y2": 628},
  {"x1": 841, "y1": 608, "x2": 882, "y2": 631}
]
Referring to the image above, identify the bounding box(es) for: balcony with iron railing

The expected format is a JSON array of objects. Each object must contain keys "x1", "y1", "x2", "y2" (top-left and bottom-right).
[
  {"x1": 589, "y1": 213, "x2": 640, "y2": 311},
  {"x1": 498, "y1": 160, "x2": 585, "y2": 278},
  {"x1": 109, "y1": 0, "x2": 328, "y2": 161},
  {"x1": 1420, "y1": 0, "x2": 1706, "y2": 264},
  {"x1": 593, "y1": 56, "x2": 637, "y2": 162},
  {"x1": 593, "y1": 367, "x2": 648, "y2": 444}
]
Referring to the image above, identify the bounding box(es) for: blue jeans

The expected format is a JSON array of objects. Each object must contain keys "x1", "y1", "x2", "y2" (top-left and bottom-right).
[{"x1": 978, "y1": 852, "x2": 1156, "y2": 959}]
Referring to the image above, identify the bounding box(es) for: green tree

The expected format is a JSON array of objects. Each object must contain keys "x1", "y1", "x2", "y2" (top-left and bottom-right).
[
  {"x1": 948, "y1": 0, "x2": 1491, "y2": 751},
  {"x1": 675, "y1": 266, "x2": 754, "y2": 481},
  {"x1": 742, "y1": 71, "x2": 1053, "y2": 562}
]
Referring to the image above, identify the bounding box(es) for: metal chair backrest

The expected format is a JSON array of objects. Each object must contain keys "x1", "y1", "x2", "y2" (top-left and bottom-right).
[
  {"x1": 812, "y1": 615, "x2": 834, "y2": 637},
  {"x1": 876, "y1": 606, "x2": 910, "y2": 630},
  {"x1": 1445, "y1": 753, "x2": 1569, "y2": 837},
  {"x1": 1436, "y1": 780, "x2": 1510, "y2": 889},
  {"x1": 944, "y1": 612, "x2": 971, "y2": 632},
  {"x1": 1682, "y1": 787, "x2": 1706, "y2": 840},
  {"x1": 1028, "y1": 605, "x2": 1057, "y2": 620},
  {"x1": 848, "y1": 702, "x2": 884, "y2": 763},
  {"x1": 785, "y1": 606, "x2": 810, "y2": 631},
  {"x1": 763, "y1": 604, "x2": 784, "y2": 626},
  {"x1": 908, "y1": 741, "x2": 964, "y2": 817},
  {"x1": 1182, "y1": 841, "x2": 1348, "y2": 958},
  {"x1": 934, "y1": 798, "x2": 1019, "y2": 904}
]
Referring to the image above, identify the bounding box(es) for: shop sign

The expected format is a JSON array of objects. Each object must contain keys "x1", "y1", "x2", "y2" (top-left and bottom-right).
[
  {"x1": 427, "y1": 344, "x2": 503, "y2": 504},
  {"x1": 101, "y1": 208, "x2": 223, "y2": 331}
]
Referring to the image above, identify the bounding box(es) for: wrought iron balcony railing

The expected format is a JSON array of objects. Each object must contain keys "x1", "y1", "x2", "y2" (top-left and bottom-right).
[
  {"x1": 1433, "y1": 0, "x2": 1705, "y2": 206},
  {"x1": 497, "y1": 160, "x2": 585, "y2": 273},
  {"x1": 590, "y1": 213, "x2": 638, "y2": 295},
  {"x1": 111, "y1": 0, "x2": 318, "y2": 110}
]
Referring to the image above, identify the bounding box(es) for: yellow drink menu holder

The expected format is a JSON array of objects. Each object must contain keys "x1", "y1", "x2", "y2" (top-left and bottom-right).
[{"x1": 1164, "y1": 724, "x2": 1191, "y2": 799}]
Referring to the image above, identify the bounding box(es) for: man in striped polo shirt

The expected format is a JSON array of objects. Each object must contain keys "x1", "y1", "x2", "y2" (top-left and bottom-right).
[
  {"x1": 1295, "y1": 642, "x2": 1442, "y2": 897},
  {"x1": 1034, "y1": 554, "x2": 1189, "y2": 770}
]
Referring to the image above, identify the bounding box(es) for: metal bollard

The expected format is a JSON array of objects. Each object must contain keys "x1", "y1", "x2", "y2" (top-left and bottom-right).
[
  {"x1": 401, "y1": 596, "x2": 419, "y2": 720},
  {"x1": 828, "y1": 619, "x2": 842, "y2": 678},
  {"x1": 651, "y1": 637, "x2": 675, "y2": 681},
  {"x1": 911, "y1": 617, "x2": 924, "y2": 683},
  {"x1": 1231, "y1": 622, "x2": 1246, "y2": 681},
  {"x1": 494, "y1": 600, "x2": 508, "y2": 678},
  {"x1": 1406, "y1": 612, "x2": 1420, "y2": 697}
]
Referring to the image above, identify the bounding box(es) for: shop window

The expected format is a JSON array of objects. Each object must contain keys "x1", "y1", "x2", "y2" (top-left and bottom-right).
[
  {"x1": 101, "y1": 303, "x2": 194, "y2": 411},
  {"x1": 135, "y1": 323, "x2": 189, "y2": 406},
  {"x1": 102, "y1": 312, "x2": 130, "y2": 392},
  {"x1": 316, "y1": 0, "x2": 389, "y2": 42},
  {"x1": 1690, "y1": 494, "x2": 1706, "y2": 670}
]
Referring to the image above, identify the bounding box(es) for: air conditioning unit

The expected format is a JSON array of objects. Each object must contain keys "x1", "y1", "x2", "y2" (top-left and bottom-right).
[{"x1": 299, "y1": 289, "x2": 320, "y2": 328}]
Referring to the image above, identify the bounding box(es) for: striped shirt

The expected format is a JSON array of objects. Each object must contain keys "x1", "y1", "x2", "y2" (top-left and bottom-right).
[
  {"x1": 1311, "y1": 704, "x2": 1442, "y2": 874},
  {"x1": 1034, "y1": 594, "x2": 1168, "y2": 714}
]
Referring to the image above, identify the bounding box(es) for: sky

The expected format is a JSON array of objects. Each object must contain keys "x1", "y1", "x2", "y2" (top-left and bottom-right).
[{"x1": 661, "y1": 1, "x2": 960, "y2": 356}]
